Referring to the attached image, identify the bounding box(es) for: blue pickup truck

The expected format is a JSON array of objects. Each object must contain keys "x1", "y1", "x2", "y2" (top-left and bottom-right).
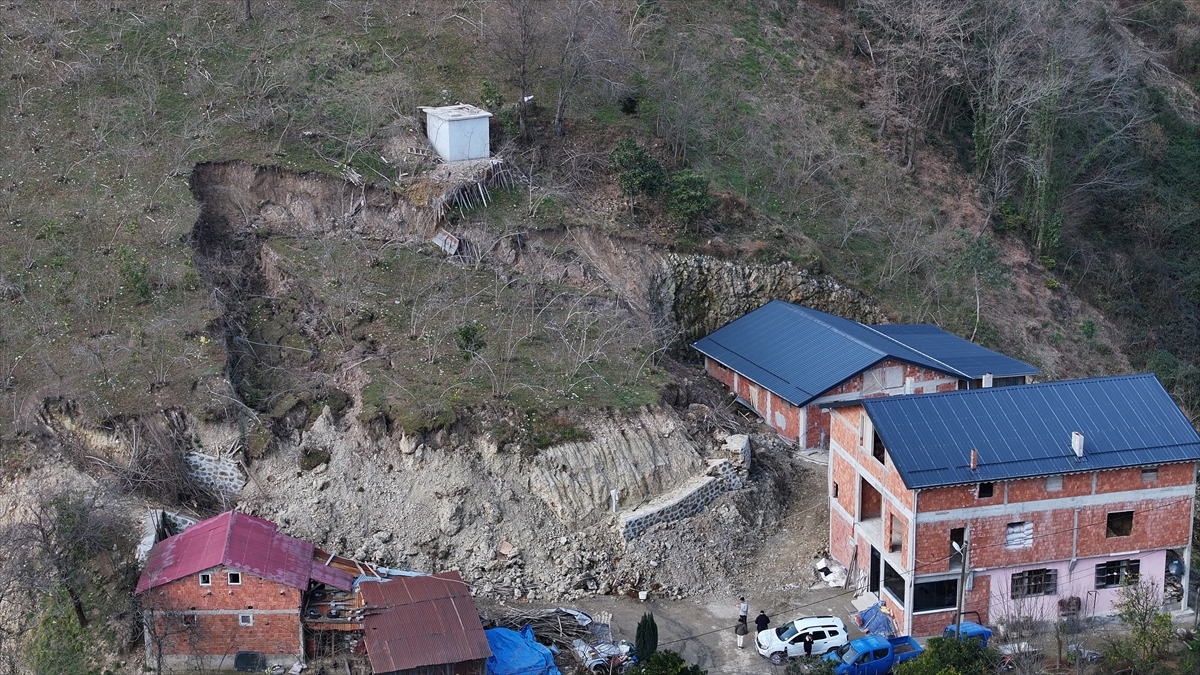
[{"x1": 825, "y1": 635, "x2": 923, "y2": 675}]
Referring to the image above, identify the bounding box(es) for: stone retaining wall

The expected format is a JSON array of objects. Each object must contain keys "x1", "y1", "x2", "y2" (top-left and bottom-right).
[
  {"x1": 620, "y1": 458, "x2": 741, "y2": 540},
  {"x1": 186, "y1": 452, "x2": 246, "y2": 494}
]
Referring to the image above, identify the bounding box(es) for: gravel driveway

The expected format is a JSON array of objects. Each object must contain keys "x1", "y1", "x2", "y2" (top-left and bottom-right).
[{"x1": 568, "y1": 585, "x2": 867, "y2": 674}]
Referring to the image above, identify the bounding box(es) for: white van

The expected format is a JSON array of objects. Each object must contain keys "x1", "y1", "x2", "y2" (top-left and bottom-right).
[{"x1": 755, "y1": 615, "x2": 849, "y2": 664}]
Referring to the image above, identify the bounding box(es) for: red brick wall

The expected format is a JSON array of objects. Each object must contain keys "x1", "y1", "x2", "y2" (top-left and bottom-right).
[
  {"x1": 915, "y1": 466, "x2": 1195, "y2": 571},
  {"x1": 706, "y1": 357, "x2": 960, "y2": 448},
  {"x1": 830, "y1": 508, "x2": 855, "y2": 576},
  {"x1": 915, "y1": 520, "x2": 967, "y2": 575},
  {"x1": 832, "y1": 451, "x2": 858, "y2": 518},
  {"x1": 1074, "y1": 497, "x2": 1192, "y2": 557},
  {"x1": 143, "y1": 567, "x2": 301, "y2": 657},
  {"x1": 884, "y1": 506, "x2": 908, "y2": 561},
  {"x1": 918, "y1": 483, "x2": 1005, "y2": 512},
  {"x1": 1096, "y1": 464, "x2": 1193, "y2": 492},
  {"x1": 705, "y1": 357, "x2": 802, "y2": 442}
]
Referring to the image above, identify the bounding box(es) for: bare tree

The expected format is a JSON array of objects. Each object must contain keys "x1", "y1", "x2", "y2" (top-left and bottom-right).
[
  {"x1": 550, "y1": 0, "x2": 630, "y2": 136},
  {"x1": 488, "y1": 0, "x2": 546, "y2": 139},
  {"x1": 137, "y1": 589, "x2": 206, "y2": 675},
  {"x1": 3, "y1": 487, "x2": 134, "y2": 630}
]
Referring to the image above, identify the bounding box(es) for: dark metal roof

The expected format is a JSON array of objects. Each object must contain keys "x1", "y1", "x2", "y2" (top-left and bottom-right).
[
  {"x1": 868, "y1": 324, "x2": 1040, "y2": 379},
  {"x1": 136, "y1": 511, "x2": 356, "y2": 594},
  {"x1": 359, "y1": 572, "x2": 492, "y2": 674},
  {"x1": 691, "y1": 301, "x2": 974, "y2": 406},
  {"x1": 862, "y1": 374, "x2": 1200, "y2": 489}
]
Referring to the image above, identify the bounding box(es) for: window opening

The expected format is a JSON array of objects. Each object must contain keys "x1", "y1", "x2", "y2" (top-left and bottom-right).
[
  {"x1": 913, "y1": 578, "x2": 958, "y2": 612},
  {"x1": 872, "y1": 429, "x2": 886, "y2": 464},
  {"x1": 1011, "y1": 569, "x2": 1058, "y2": 598},
  {"x1": 889, "y1": 514, "x2": 902, "y2": 553},
  {"x1": 1046, "y1": 475, "x2": 1063, "y2": 491},
  {"x1": 1095, "y1": 559, "x2": 1139, "y2": 588},
  {"x1": 238, "y1": 614, "x2": 253, "y2": 626},
  {"x1": 978, "y1": 482, "x2": 994, "y2": 498},
  {"x1": 228, "y1": 572, "x2": 242, "y2": 585},
  {"x1": 1142, "y1": 466, "x2": 1158, "y2": 482},
  {"x1": 949, "y1": 528, "x2": 965, "y2": 570},
  {"x1": 199, "y1": 573, "x2": 212, "y2": 586},
  {"x1": 883, "y1": 562, "x2": 906, "y2": 606},
  {"x1": 1106, "y1": 511, "x2": 1133, "y2": 538}
]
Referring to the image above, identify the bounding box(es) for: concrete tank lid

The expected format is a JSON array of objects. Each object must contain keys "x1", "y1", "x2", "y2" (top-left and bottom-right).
[{"x1": 420, "y1": 104, "x2": 492, "y2": 121}]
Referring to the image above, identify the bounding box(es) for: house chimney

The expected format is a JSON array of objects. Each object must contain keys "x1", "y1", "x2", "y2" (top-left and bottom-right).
[
  {"x1": 982, "y1": 373, "x2": 994, "y2": 388},
  {"x1": 1071, "y1": 432, "x2": 1084, "y2": 458},
  {"x1": 904, "y1": 377, "x2": 915, "y2": 395},
  {"x1": 970, "y1": 449, "x2": 978, "y2": 470}
]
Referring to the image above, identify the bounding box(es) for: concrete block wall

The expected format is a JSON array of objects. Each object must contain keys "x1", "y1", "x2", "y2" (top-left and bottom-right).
[{"x1": 621, "y1": 460, "x2": 740, "y2": 540}]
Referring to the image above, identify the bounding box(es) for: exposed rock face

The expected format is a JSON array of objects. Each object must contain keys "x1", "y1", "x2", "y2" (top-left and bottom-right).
[{"x1": 654, "y1": 254, "x2": 886, "y2": 347}]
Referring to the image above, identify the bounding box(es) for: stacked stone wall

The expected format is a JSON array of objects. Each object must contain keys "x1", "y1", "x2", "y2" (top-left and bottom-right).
[{"x1": 620, "y1": 458, "x2": 744, "y2": 540}]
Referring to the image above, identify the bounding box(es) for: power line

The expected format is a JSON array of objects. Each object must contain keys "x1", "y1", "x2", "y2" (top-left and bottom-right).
[
  {"x1": 912, "y1": 496, "x2": 1192, "y2": 572},
  {"x1": 658, "y1": 587, "x2": 862, "y2": 647}
]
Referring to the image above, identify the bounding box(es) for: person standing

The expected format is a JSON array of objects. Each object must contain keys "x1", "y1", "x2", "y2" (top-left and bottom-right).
[
  {"x1": 735, "y1": 620, "x2": 749, "y2": 648},
  {"x1": 803, "y1": 632, "x2": 815, "y2": 657},
  {"x1": 755, "y1": 610, "x2": 771, "y2": 636},
  {"x1": 737, "y1": 597, "x2": 749, "y2": 625}
]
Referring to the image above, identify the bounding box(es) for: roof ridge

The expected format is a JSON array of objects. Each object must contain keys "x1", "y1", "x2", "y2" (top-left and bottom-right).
[
  {"x1": 781, "y1": 303, "x2": 889, "y2": 359},
  {"x1": 858, "y1": 323, "x2": 968, "y2": 379},
  {"x1": 864, "y1": 373, "x2": 1157, "y2": 406},
  {"x1": 223, "y1": 510, "x2": 237, "y2": 567}
]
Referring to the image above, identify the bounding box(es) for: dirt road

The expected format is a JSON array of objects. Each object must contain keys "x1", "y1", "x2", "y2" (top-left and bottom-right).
[{"x1": 569, "y1": 584, "x2": 865, "y2": 674}]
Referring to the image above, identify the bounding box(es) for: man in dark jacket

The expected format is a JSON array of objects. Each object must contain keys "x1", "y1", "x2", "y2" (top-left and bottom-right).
[{"x1": 754, "y1": 611, "x2": 771, "y2": 635}]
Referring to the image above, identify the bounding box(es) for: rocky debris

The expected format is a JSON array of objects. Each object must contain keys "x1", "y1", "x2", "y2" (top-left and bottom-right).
[{"x1": 227, "y1": 403, "x2": 822, "y2": 606}]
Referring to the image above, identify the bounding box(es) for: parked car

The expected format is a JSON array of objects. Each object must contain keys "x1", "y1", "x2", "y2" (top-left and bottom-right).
[
  {"x1": 941, "y1": 622, "x2": 994, "y2": 646},
  {"x1": 756, "y1": 615, "x2": 849, "y2": 664},
  {"x1": 825, "y1": 635, "x2": 923, "y2": 675}
]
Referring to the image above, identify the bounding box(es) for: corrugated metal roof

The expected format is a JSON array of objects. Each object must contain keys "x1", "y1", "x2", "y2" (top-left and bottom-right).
[
  {"x1": 868, "y1": 324, "x2": 1040, "y2": 378},
  {"x1": 691, "y1": 301, "x2": 971, "y2": 406},
  {"x1": 862, "y1": 374, "x2": 1200, "y2": 489},
  {"x1": 136, "y1": 511, "x2": 356, "y2": 594},
  {"x1": 359, "y1": 572, "x2": 492, "y2": 674}
]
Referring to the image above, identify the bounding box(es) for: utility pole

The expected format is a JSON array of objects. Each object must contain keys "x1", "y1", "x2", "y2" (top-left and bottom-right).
[{"x1": 953, "y1": 538, "x2": 970, "y2": 638}]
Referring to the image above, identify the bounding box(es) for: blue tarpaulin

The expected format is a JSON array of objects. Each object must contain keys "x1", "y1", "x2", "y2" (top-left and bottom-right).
[
  {"x1": 856, "y1": 602, "x2": 896, "y2": 637},
  {"x1": 486, "y1": 625, "x2": 562, "y2": 675}
]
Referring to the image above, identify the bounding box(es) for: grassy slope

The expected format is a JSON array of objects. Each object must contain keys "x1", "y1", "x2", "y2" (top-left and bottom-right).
[{"x1": 0, "y1": 0, "x2": 1134, "y2": 440}]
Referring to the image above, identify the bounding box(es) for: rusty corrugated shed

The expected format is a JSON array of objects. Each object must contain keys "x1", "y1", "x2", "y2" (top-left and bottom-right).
[
  {"x1": 136, "y1": 511, "x2": 356, "y2": 594},
  {"x1": 359, "y1": 572, "x2": 491, "y2": 674}
]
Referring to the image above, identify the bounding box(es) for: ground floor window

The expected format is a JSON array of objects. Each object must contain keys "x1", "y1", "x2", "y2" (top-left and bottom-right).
[
  {"x1": 1095, "y1": 559, "x2": 1139, "y2": 589},
  {"x1": 883, "y1": 562, "x2": 906, "y2": 607},
  {"x1": 913, "y1": 578, "x2": 958, "y2": 612},
  {"x1": 1011, "y1": 569, "x2": 1057, "y2": 598}
]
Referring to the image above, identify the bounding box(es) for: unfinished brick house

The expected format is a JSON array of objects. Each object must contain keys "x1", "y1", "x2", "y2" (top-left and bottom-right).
[
  {"x1": 826, "y1": 374, "x2": 1200, "y2": 637},
  {"x1": 136, "y1": 511, "x2": 491, "y2": 673},
  {"x1": 692, "y1": 300, "x2": 1038, "y2": 449}
]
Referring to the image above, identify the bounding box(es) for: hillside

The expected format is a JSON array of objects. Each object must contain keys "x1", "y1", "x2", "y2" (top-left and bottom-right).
[{"x1": 1, "y1": 0, "x2": 1199, "y2": 672}]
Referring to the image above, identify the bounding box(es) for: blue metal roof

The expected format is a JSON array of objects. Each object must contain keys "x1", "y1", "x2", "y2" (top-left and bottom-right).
[
  {"x1": 691, "y1": 300, "x2": 1037, "y2": 407},
  {"x1": 869, "y1": 325, "x2": 1040, "y2": 379},
  {"x1": 862, "y1": 374, "x2": 1200, "y2": 489}
]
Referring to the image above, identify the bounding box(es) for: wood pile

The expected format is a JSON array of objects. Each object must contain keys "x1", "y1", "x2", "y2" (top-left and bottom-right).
[{"x1": 485, "y1": 607, "x2": 599, "y2": 653}]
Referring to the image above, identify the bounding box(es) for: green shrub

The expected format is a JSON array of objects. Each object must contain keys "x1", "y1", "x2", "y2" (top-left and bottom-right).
[
  {"x1": 609, "y1": 139, "x2": 667, "y2": 199},
  {"x1": 665, "y1": 170, "x2": 717, "y2": 225}
]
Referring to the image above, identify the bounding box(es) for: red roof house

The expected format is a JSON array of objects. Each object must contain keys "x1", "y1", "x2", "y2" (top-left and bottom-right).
[
  {"x1": 137, "y1": 511, "x2": 357, "y2": 672},
  {"x1": 137, "y1": 511, "x2": 489, "y2": 673}
]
